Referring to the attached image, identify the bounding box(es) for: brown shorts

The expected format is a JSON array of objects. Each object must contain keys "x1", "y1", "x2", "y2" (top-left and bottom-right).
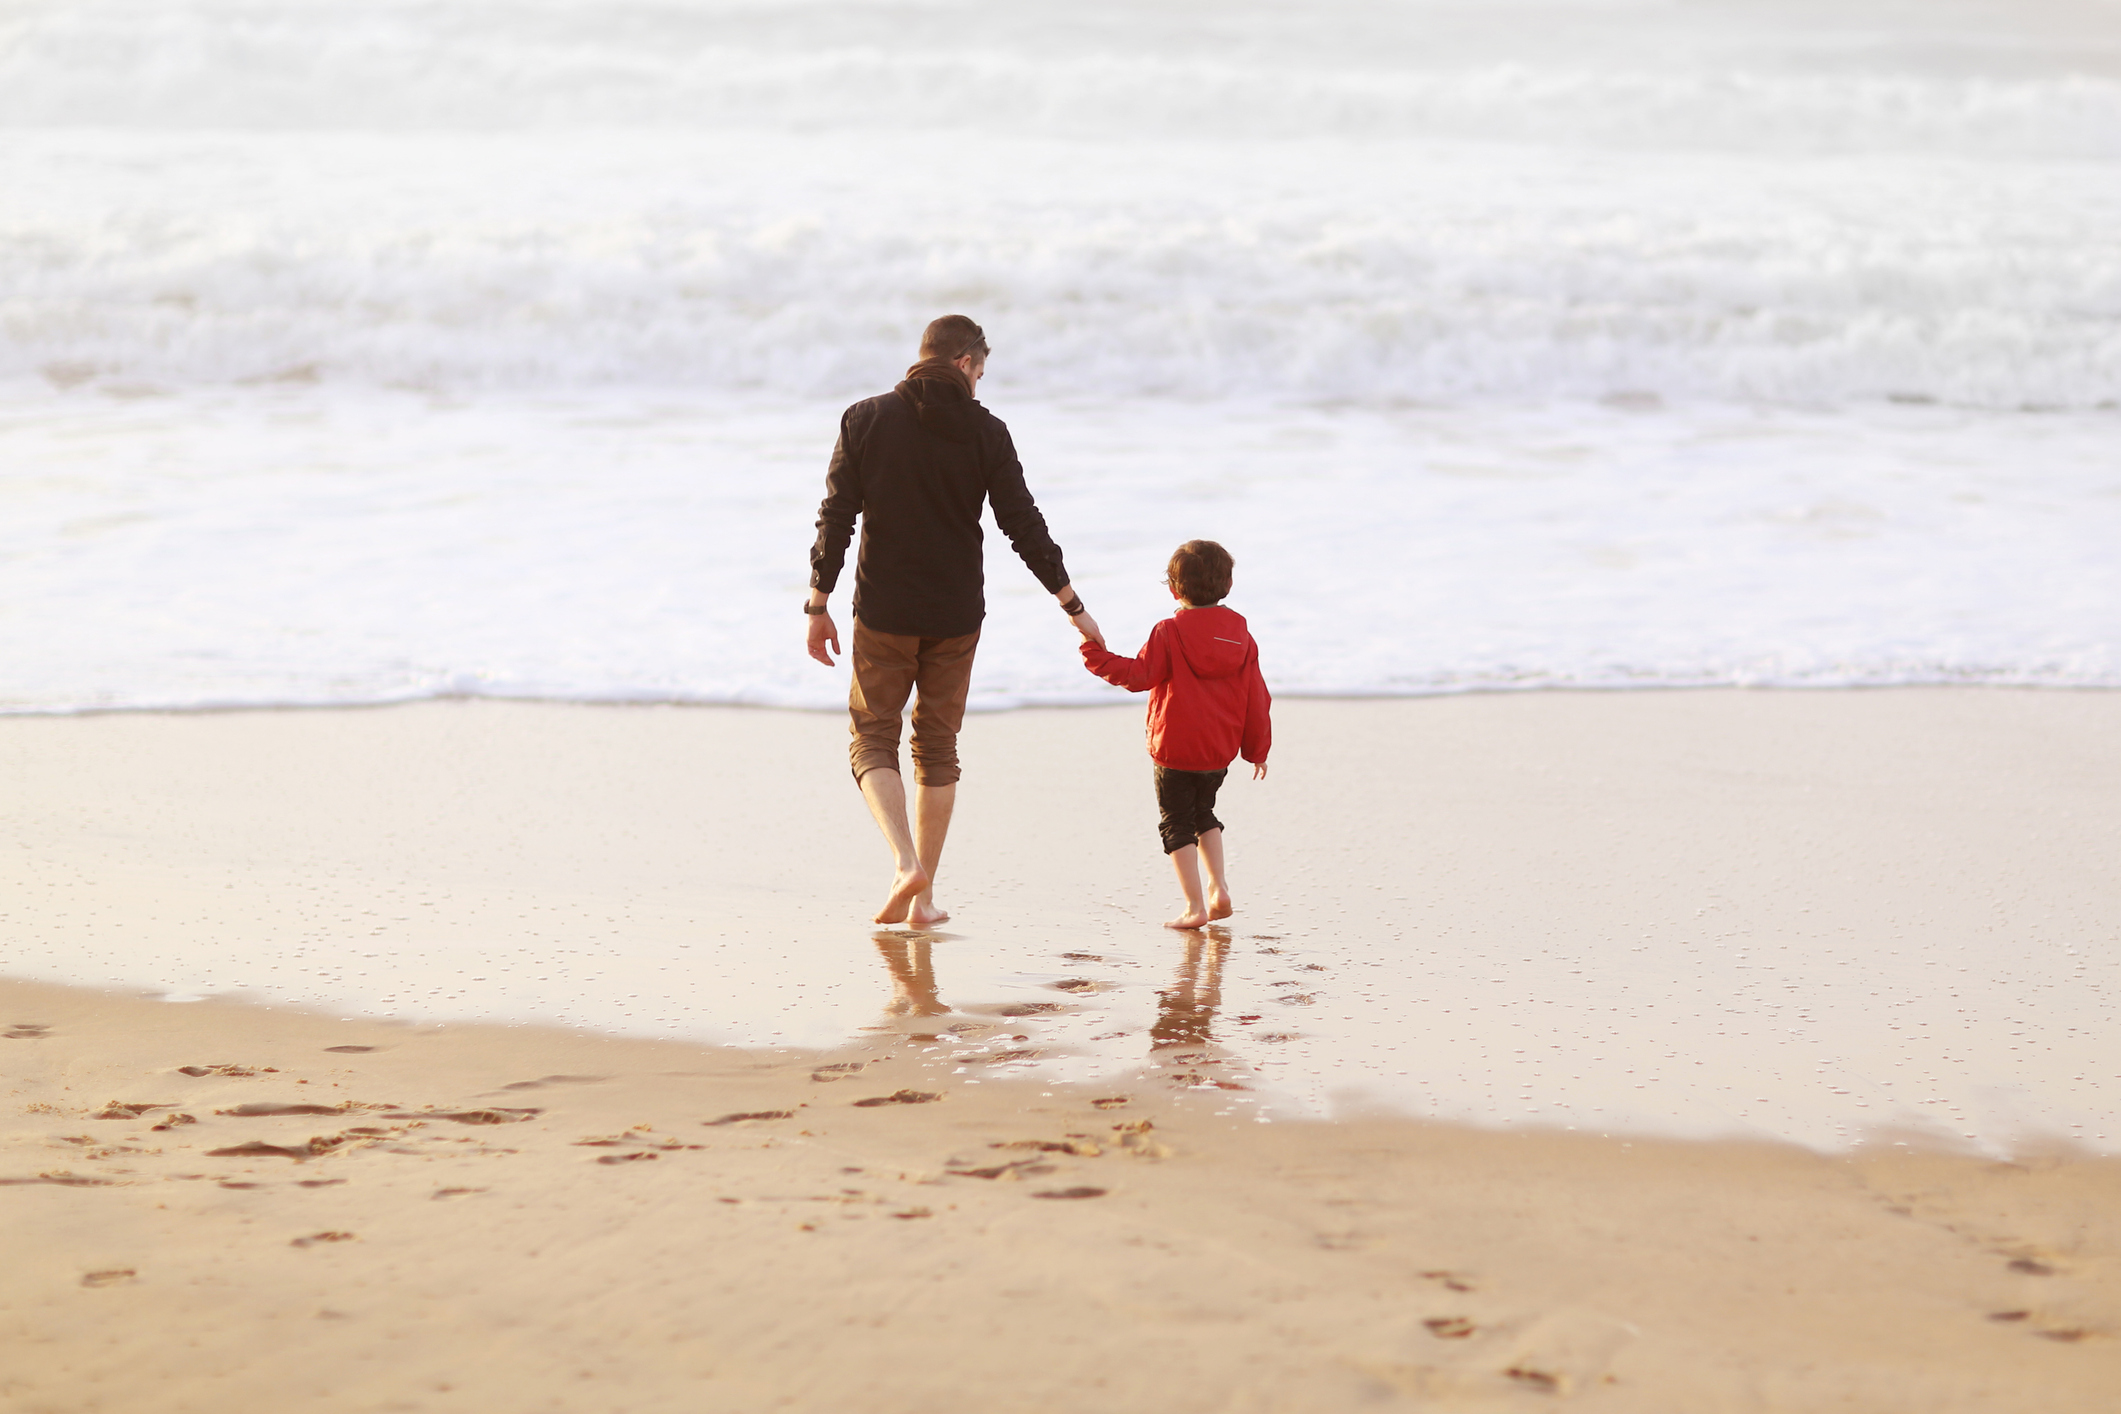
[{"x1": 848, "y1": 620, "x2": 980, "y2": 787}]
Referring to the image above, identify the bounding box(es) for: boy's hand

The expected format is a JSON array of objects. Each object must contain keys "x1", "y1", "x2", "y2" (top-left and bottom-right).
[
  {"x1": 806, "y1": 608, "x2": 840, "y2": 666},
  {"x1": 1073, "y1": 610, "x2": 1106, "y2": 649},
  {"x1": 1252, "y1": 762, "x2": 1268, "y2": 780}
]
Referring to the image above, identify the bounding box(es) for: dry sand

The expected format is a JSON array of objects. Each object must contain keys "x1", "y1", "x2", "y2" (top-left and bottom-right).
[{"x1": 3, "y1": 689, "x2": 2119, "y2": 1410}]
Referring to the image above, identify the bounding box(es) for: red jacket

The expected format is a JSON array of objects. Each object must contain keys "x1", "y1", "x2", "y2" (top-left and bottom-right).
[{"x1": 1081, "y1": 605, "x2": 1272, "y2": 772}]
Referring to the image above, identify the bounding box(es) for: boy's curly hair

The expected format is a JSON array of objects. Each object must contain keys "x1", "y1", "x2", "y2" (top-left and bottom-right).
[{"x1": 1167, "y1": 539, "x2": 1234, "y2": 606}]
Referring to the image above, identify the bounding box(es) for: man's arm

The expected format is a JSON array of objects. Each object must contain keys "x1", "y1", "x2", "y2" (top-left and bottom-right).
[
  {"x1": 985, "y1": 425, "x2": 1104, "y2": 646},
  {"x1": 806, "y1": 411, "x2": 863, "y2": 666}
]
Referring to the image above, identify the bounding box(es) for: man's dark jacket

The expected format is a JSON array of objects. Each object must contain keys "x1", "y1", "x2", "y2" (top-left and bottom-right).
[{"x1": 809, "y1": 374, "x2": 1070, "y2": 639}]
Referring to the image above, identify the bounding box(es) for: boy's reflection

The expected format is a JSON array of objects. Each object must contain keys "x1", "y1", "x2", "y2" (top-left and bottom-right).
[{"x1": 1151, "y1": 926, "x2": 1229, "y2": 1050}]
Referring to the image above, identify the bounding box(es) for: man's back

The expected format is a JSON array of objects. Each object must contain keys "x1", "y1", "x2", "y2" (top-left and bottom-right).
[{"x1": 812, "y1": 374, "x2": 1068, "y2": 639}]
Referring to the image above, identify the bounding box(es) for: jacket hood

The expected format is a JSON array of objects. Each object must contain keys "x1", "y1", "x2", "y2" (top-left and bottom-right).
[
  {"x1": 894, "y1": 374, "x2": 982, "y2": 444},
  {"x1": 1170, "y1": 606, "x2": 1253, "y2": 680}
]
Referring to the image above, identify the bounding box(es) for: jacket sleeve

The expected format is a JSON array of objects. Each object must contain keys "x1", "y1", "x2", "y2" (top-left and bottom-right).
[
  {"x1": 1079, "y1": 622, "x2": 1172, "y2": 693},
  {"x1": 808, "y1": 407, "x2": 863, "y2": 593},
  {"x1": 984, "y1": 422, "x2": 1072, "y2": 594},
  {"x1": 1240, "y1": 648, "x2": 1272, "y2": 764}
]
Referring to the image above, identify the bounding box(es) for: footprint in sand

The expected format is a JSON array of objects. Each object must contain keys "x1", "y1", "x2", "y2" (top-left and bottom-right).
[
  {"x1": 1422, "y1": 1270, "x2": 1478, "y2": 1293},
  {"x1": 218, "y1": 1102, "x2": 355, "y2": 1117},
  {"x1": 703, "y1": 1110, "x2": 795, "y2": 1126},
  {"x1": 598, "y1": 1151, "x2": 657, "y2": 1165},
  {"x1": 5, "y1": 1023, "x2": 52, "y2": 1041},
  {"x1": 207, "y1": 1141, "x2": 318, "y2": 1160},
  {"x1": 290, "y1": 1231, "x2": 356, "y2": 1248},
  {"x1": 151, "y1": 1114, "x2": 197, "y2": 1131},
  {"x1": 1060, "y1": 953, "x2": 1104, "y2": 963},
  {"x1": 853, "y1": 1090, "x2": 942, "y2": 1107},
  {"x1": 380, "y1": 1107, "x2": 540, "y2": 1125},
  {"x1": 79, "y1": 1269, "x2": 135, "y2": 1287},
  {"x1": 94, "y1": 1102, "x2": 173, "y2": 1120},
  {"x1": 1425, "y1": 1317, "x2": 1479, "y2": 1340},
  {"x1": 1032, "y1": 1187, "x2": 1106, "y2": 1200},
  {"x1": 432, "y1": 1187, "x2": 486, "y2": 1200},
  {"x1": 322, "y1": 1045, "x2": 376, "y2": 1054},
  {"x1": 997, "y1": 1002, "x2": 1063, "y2": 1017},
  {"x1": 177, "y1": 1064, "x2": 259, "y2": 1077},
  {"x1": 1090, "y1": 1096, "x2": 1131, "y2": 1110},
  {"x1": 499, "y1": 1075, "x2": 607, "y2": 1091},
  {"x1": 811, "y1": 1062, "x2": 868, "y2": 1082}
]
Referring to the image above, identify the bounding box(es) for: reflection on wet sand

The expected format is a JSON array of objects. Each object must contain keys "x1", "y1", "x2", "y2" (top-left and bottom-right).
[
  {"x1": 866, "y1": 928, "x2": 1266, "y2": 1095},
  {"x1": 872, "y1": 931, "x2": 949, "y2": 1020},
  {"x1": 1150, "y1": 927, "x2": 1252, "y2": 1093}
]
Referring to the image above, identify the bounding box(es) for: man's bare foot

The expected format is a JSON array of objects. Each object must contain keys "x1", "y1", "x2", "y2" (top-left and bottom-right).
[
  {"x1": 1207, "y1": 892, "x2": 1234, "y2": 921},
  {"x1": 873, "y1": 866, "x2": 931, "y2": 925},
  {"x1": 908, "y1": 897, "x2": 950, "y2": 930},
  {"x1": 1165, "y1": 909, "x2": 1210, "y2": 930}
]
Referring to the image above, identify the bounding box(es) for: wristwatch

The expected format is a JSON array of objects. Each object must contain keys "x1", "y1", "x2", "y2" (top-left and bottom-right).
[{"x1": 803, "y1": 601, "x2": 828, "y2": 615}]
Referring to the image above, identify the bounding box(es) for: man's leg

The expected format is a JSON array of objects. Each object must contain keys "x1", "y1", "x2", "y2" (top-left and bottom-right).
[
  {"x1": 858, "y1": 768, "x2": 929, "y2": 925},
  {"x1": 909, "y1": 782, "x2": 956, "y2": 930},
  {"x1": 906, "y1": 631, "x2": 979, "y2": 929},
  {"x1": 847, "y1": 622, "x2": 929, "y2": 925}
]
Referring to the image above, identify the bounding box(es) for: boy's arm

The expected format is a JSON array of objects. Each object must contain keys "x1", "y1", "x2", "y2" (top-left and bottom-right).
[
  {"x1": 1240, "y1": 649, "x2": 1272, "y2": 766},
  {"x1": 1080, "y1": 622, "x2": 1170, "y2": 693}
]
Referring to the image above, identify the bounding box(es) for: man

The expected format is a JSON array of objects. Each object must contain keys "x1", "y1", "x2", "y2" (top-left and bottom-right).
[{"x1": 806, "y1": 315, "x2": 1103, "y2": 926}]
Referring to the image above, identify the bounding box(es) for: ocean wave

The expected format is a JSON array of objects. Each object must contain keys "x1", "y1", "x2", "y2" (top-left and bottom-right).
[
  {"x1": 4, "y1": 129, "x2": 2116, "y2": 409},
  {"x1": 2, "y1": 0, "x2": 2118, "y2": 160}
]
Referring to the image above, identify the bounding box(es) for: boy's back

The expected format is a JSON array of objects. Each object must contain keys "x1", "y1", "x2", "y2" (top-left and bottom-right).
[{"x1": 1081, "y1": 603, "x2": 1272, "y2": 773}]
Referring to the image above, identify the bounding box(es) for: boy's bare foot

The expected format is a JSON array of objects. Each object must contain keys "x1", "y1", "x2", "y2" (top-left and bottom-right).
[
  {"x1": 1207, "y1": 892, "x2": 1233, "y2": 921},
  {"x1": 909, "y1": 897, "x2": 950, "y2": 929},
  {"x1": 874, "y1": 866, "x2": 931, "y2": 925},
  {"x1": 1165, "y1": 909, "x2": 1210, "y2": 931}
]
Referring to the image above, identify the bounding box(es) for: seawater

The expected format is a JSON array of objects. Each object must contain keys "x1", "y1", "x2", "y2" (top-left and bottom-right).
[{"x1": 3, "y1": 0, "x2": 2119, "y2": 713}]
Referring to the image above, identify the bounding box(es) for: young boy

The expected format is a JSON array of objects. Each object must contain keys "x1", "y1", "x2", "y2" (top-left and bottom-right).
[{"x1": 1079, "y1": 540, "x2": 1271, "y2": 929}]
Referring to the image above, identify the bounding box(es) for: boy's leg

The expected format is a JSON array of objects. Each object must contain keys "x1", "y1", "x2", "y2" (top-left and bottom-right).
[
  {"x1": 1154, "y1": 766, "x2": 1211, "y2": 930},
  {"x1": 906, "y1": 631, "x2": 978, "y2": 929},
  {"x1": 848, "y1": 622, "x2": 929, "y2": 924},
  {"x1": 1166, "y1": 845, "x2": 1210, "y2": 931},
  {"x1": 1194, "y1": 769, "x2": 1232, "y2": 919},
  {"x1": 1199, "y1": 829, "x2": 1232, "y2": 920}
]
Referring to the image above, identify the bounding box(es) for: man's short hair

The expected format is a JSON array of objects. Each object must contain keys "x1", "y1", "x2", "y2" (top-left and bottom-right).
[
  {"x1": 1168, "y1": 539, "x2": 1235, "y2": 606},
  {"x1": 920, "y1": 315, "x2": 990, "y2": 367}
]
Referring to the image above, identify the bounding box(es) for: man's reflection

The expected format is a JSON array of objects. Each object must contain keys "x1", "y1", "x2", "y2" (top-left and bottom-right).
[{"x1": 873, "y1": 932, "x2": 949, "y2": 1020}]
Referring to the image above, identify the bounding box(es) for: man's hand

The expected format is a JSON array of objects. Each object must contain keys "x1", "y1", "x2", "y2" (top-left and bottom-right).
[
  {"x1": 1073, "y1": 610, "x2": 1106, "y2": 649},
  {"x1": 1252, "y1": 762, "x2": 1268, "y2": 780},
  {"x1": 806, "y1": 608, "x2": 841, "y2": 666}
]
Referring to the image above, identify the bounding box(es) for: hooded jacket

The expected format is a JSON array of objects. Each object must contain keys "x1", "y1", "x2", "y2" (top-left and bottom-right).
[
  {"x1": 808, "y1": 371, "x2": 1070, "y2": 639},
  {"x1": 1081, "y1": 605, "x2": 1272, "y2": 773}
]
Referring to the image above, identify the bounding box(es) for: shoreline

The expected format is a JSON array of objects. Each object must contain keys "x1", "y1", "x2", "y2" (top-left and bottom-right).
[{"x1": 5, "y1": 679, "x2": 2117, "y2": 723}]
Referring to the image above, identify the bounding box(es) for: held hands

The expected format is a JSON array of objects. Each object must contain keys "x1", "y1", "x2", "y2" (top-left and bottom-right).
[
  {"x1": 805, "y1": 608, "x2": 841, "y2": 666},
  {"x1": 1072, "y1": 609, "x2": 1106, "y2": 649}
]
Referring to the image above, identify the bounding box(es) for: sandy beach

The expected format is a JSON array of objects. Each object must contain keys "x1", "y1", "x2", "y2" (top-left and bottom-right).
[{"x1": 4, "y1": 689, "x2": 2118, "y2": 1410}]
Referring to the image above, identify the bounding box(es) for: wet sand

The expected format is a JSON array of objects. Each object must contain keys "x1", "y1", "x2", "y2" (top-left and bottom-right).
[
  {"x1": 3, "y1": 690, "x2": 2119, "y2": 1408},
  {"x1": 1, "y1": 690, "x2": 2114, "y2": 1151},
  {"x1": 4, "y1": 975, "x2": 2118, "y2": 1412}
]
